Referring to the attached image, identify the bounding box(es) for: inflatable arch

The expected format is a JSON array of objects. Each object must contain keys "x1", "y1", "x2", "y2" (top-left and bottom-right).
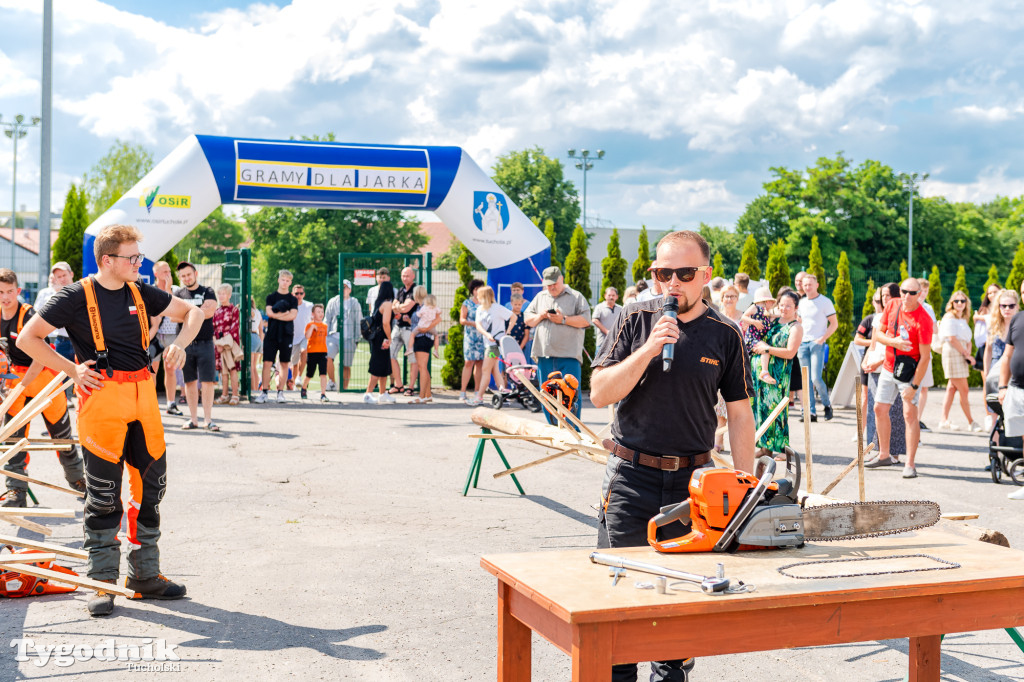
[{"x1": 83, "y1": 135, "x2": 552, "y2": 299}]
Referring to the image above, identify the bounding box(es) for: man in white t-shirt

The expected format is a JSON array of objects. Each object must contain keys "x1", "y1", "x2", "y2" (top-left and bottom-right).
[
  {"x1": 289, "y1": 284, "x2": 314, "y2": 390},
  {"x1": 591, "y1": 287, "x2": 623, "y2": 351},
  {"x1": 797, "y1": 274, "x2": 838, "y2": 421},
  {"x1": 735, "y1": 273, "x2": 754, "y2": 313}
]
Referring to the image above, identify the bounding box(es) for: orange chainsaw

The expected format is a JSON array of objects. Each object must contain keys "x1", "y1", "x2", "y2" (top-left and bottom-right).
[{"x1": 648, "y1": 451, "x2": 940, "y2": 553}]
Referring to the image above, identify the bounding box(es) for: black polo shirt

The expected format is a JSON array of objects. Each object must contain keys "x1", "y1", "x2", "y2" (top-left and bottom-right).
[{"x1": 594, "y1": 298, "x2": 752, "y2": 458}]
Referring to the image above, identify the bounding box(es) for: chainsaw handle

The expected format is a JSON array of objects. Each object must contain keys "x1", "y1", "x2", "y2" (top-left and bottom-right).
[{"x1": 651, "y1": 499, "x2": 691, "y2": 528}]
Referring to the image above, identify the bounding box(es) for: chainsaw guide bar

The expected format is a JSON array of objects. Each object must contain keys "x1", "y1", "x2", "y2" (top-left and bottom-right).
[{"x1": 800, "y1": 500, "x2": 942, "y2": 541}]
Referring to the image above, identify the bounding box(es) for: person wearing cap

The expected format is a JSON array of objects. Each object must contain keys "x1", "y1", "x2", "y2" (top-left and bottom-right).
[
  {"x1": 741, "y1": 287, "x2": 779, "y2": 385},
  {"x1": 34, "y1": 261, "x2": 76, "y2": 363},
  {"x1": 523, "y1": 265, "x2": 592, "y2": 424},
  {"x1": 325, "y1": 279, "x2": 362, "y2": 390}
]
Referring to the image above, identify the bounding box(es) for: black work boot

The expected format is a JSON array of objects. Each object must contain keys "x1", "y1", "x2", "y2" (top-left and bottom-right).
[
  {"x1": 1, "y1": 487, "x2": 27, "y2": 507},
  {"x1": 69, "y1": 479, "x2": 87, "y2": 496},
  {"x1": 126, "y1": 575, "x2": 187, "y2": 600},
  {"x1": 88, "y1": 580, "x2": 117, "y2": 617}
]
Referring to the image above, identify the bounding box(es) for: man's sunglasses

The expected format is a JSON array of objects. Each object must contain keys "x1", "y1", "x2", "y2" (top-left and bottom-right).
[
  {"x1": 900, "y1": 288, "x2": 919, "y2": 296},
  {"x1": 649, "y1": 266, "x2": 710, "y2": 283}
]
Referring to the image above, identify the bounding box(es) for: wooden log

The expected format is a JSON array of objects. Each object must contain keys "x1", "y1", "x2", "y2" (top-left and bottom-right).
[
  {"x1": 0, "y1": 552, "x2": 57, "y2": 563},
  {"x1": 510, "y1": 368, "x2": 602, "y2": 443},
  {"x1": 819, "y1": 443, "x2": 875, "y2": 497},
  {"x1": 1, "y1": 470, "x2": 85, "y2": 497},
  {"x1": 0, "y1": 533, "x2": 88, "y2": 559},
  {"x1": 0, "y1": 508, "x2": 76, "y2": 518},
  {"x1": 470, "y1": 407, "x2": 609, "y2": 465},
  {"x1": 0, "y1": 562, "x2": 135, "y2": 597},
  {"x1": 1, "y1": 515, "x2": 52, "y2": 536},
  {"x1": 0, "y1": 438, "x2": 30, "y2": 468}
]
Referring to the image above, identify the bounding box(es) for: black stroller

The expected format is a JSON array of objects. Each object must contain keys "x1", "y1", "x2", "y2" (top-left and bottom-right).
[{"x1": 985, "y1": 391, "x2": 1024, "y2": 485}]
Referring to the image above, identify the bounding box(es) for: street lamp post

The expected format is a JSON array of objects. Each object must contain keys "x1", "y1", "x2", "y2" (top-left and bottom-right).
[
  {"x1": 901, "y1": 172, "x2": 927, "y2": 277},
  {"x1": 1, "y1": 114, "x2": 41, "y2": 274},
  {"x1": 566, "y1": 148, "x2": 605, "y2": 229}
]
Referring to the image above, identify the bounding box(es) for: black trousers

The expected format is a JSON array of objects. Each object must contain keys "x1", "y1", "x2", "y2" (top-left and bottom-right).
[{"x1": 598, "y1": 453, "x2": 702, "y2": 682}]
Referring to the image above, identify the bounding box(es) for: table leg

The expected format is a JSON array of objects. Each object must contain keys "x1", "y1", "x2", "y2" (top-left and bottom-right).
[
  {"x1": 571, "y1": 623, "x2": 612, "y2": 682},
  {"x1": 908, "y1": 634, "x2": 941, "y2": 681},
  {"x1": 498, "y1": 580, "x2": 531, "y2": 681}
]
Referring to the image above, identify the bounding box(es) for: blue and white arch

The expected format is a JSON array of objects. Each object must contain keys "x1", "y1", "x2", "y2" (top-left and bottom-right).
[{"x1": 83, "y1": 135, "x2": 551, "y2": 297}]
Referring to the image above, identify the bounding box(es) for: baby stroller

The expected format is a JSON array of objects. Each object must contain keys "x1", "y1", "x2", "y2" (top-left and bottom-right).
[
  {"x1": 491, "y1": 335, "x2": 541, "y2": 413},
  {"x1": 985, "y1": 391, "x2": 1024, "y2": 485}
]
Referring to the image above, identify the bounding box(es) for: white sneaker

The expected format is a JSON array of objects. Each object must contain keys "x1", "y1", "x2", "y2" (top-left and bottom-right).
[
  {"x1": 362, "y1": 393, "x2": 377, "y2": 404},
  {"x1": 379, "y1": 393, "x2": 397, "y2": 404},
  {"x1": 327, "y1": 380, "x2": 337, "y2": 391},
  {"x1": 985, "y1": 415, "x2": 994, "y2": 432},
  {"x1": 276, "y1": 391, "x2": 285, "y2": 403},
  {"x1": 937, "y1": 420, "x2": 951, "y2": 430},
  {"x1": 902, "y1": 465, "x2": 918, "y2": 479},
  {"x1": 969, "y1": 421, "x2": 983, "y2": 433},
  {"x1": 1008, "y1": 486, "x2": 1024, "y2": 500},
  {"x1": 254, "y1": 391, "x2": 267, "y2": 404}
]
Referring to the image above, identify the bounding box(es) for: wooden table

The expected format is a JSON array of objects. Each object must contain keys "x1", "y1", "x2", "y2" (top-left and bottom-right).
[{"x1": 481, "y1": 529, "x2": 1024, "y2": 681}]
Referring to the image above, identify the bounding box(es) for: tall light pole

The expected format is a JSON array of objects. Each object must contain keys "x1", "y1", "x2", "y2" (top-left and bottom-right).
[
  {"x1": 901, "y1": 172, "x2": 927, "y2": 277},
  {"x1": 566, "y1": 148, "x2": 605, "y2": 229},
  {"x1": 1, "y1": 114, "x2": 41, "y2": 273},
  {"x1": 39, "y1": 0, "x2": 54, "y2": 288}
]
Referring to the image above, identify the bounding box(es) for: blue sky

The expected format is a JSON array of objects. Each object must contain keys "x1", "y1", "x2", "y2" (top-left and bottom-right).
[{"x1": 1, "y1": 0, "x2": 1022, "y2": 232}]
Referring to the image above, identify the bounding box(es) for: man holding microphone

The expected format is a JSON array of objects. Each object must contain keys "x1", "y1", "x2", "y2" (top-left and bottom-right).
[{"x1": 590, "y1": 230, "x2": 755, "y2": 682}]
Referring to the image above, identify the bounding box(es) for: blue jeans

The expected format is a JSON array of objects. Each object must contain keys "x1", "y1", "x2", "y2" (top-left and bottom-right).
[
  {"x1": 797, "y1": 341, "x2": 831, "y2": 415},
  {"x1": 536, "y1": 357, "x2": 582, "y2": 426},
  {"x1": 54, "y1": 336, "x2": 75, "y2": 362}
]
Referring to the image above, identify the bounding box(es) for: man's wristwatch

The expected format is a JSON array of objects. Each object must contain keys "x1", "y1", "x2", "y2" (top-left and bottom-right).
[{"x1": 910, "y1": 383, "x2": 919, "y2": 390}]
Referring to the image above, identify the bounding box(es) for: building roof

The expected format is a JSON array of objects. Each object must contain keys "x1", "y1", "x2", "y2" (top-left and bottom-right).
[
  {"x1": 417, "y1": 221, "x2": 456, "y2": 256},
  {"x1": 0, "y1": 227, "x2": 61, "y2": 255}
]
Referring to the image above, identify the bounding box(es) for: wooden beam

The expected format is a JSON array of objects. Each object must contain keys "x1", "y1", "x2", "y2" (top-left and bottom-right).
[
  {"x1": 0, "y1": 438, "x2": 30, "y2": 468},
  {"x1": 494, "y1": 450, "x2": 573, "y2": 478},
  {"x1": 801, "y1": 364, "x2": 812, "y2": 490},
  {"x1": 856, "y1": 381, "x2": 865, "y2": 502},
  {"x1": 819, "y1": 443, "x2": 875, "y2": 497},
  {"x1": 1, "y1": 515, "x2": 52, "y2": 536},
  {"x1": 0, "y1": 508, "x2": 76, "y2": 518},
  {"x1": 0, "y1": 533, "x2": 88, "y2": 559},
  {"x1": 468, "y1": 434, "x2": 556, "y2": 441},
  {"x1": 0, "y1": 552, "x2": 57, "y2": 563},
  {"x1": 941, "y1": 512, "x2": 980, "y2": 521},
  {"x1": 0, "y1": 562, "x2": 135, "y2": 597},
  {"x1": 0, "y1": 470, "x2": 85, "y2": 498},
  {"x1": 754, "y1": 397, "x2": 790, "y2": 444},
  {"x1": 0, "y1": 383, "x2": 25, "y2": 418},
  {"x1": 0, "y1": 374, "x2": 69, "y2": 443}
]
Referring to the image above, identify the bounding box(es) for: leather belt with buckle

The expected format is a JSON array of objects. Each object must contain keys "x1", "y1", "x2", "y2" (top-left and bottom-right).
[{"x1": 602, "y1": 439, "x2": 710, "y2": 471}]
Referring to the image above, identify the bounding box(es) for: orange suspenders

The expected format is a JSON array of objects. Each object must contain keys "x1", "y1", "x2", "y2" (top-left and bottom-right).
[
  {"x1": 15, "y1": 303, "x2": 28, "y2": 334},
  {"x1": 80, "y1": 277, "x2": 149, "y2": 377}
]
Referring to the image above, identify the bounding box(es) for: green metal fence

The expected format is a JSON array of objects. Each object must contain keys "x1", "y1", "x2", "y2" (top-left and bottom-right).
[{"x1": 222, "y1": 248, "x2": 251, "y2": 401}]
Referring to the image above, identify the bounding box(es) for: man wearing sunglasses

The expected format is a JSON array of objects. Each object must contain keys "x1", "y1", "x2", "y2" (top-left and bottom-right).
[
  {"x1": 591, "y1": 230, "x2": 754, "y2": 682},
  {"x1": 868, "y1": 278, "x2": 933, "y2": 478}
]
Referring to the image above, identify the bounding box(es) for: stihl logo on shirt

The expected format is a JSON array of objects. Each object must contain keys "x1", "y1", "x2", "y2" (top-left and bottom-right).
[
  {"x1": 128, "y1": 306, "x2": 138, "y2": 316},
  {"x1": 700, "y1": 357, "x2": 719, "y2": 366}
]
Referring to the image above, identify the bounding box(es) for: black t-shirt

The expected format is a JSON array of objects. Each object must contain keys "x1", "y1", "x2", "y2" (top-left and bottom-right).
[
  {"x1": 1, "y1": 304, "x2": 36, "y2": 367},
  {"x1": 856, "y1": 314, "x2": 875, "y2": 340},
  {"x1": 594, "y1": 299, "x2": 752, "y2": 458},
  {"x1": 39, "y1": 278, "x2": 172, "y2": 372},
  {"x1": 394, "y1": 285, "x2": 418, "y2": 329},
  {"x1": 1007, "y1": 312, "x2": 1024, "y2": 386},
  {"x1": 266, "y1": 291, "x2": 298, "y2": 343},
  {"x1": 176, "y1": 284, "x2": 216, "y2": 341}
]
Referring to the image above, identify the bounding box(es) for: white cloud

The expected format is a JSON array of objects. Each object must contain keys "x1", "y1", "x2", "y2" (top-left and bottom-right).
[
  {"x1": 633, "y1": 178, "x2": 742, "y2": 218},
  {"x1": 921, "y1": 168, "x2": 1024, "y2": 204},
  {"x1": 955, "y1": 104, "x2": 1024, "y2": 122}
]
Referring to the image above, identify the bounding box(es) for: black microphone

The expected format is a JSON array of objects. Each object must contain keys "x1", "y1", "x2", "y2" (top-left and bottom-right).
[{"x1": 661, "y1": 296, "x2": 679, "y2": 372}]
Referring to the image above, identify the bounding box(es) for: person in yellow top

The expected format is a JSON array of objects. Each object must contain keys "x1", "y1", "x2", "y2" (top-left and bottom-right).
[
  {"x1": 301, "y1": 303, "x2": 329, "y2": 402},
  {"x1": 17, "y1": 224, "x2": 204, "y2": 617},
  {"x1": 0, "y1": 268, "x2": 85, "y2": 508}
]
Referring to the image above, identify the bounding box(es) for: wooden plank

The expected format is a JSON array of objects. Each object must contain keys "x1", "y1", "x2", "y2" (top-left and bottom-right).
[
  {"x1": 0, "y1": 470, "x2": 85, "y2": 497},
  {"x1": 0, "y1": 562, "x2": 135, "y2": 597},
  {"x1": 754, "y1": 397, "x2": 790, "y2": 444},
  {"x1": 0, "y1": 438, "x2": 30, "y2": 468},
  {"x1": 0, "y1": 508, "x2": 76, "y2": 518},
  {"x1": 498, "y1": 580, "x2": 532, "y2": 681},
  {"x1": 0, "y1": 378, "x2": 65, "y2": 443},
  {"x1": 856, "y1": 381, "x2": 865, "y2": 502},
  {"x1": 909, "y1": 634, "x2": 942, "y2": 682},
  {"x1": 941, "y1": 512, "x2": 980, "y2": 521},
  {"x1": 819, "y1": 443, "x2": 875, "y2": 497},
  {"x1": 468, "y1": 434, "x2": 556, "y2": 441},
  {"x1": 1, "y1": 515, "x2": 52, "y2": 536},
  {"x1": 494, "y1": 450, "x2": 573, "y2": 478},
  {"x1": 0, "y1": 533, "x2": 88, "y2": 559},
  {"x1": 0, "y1": 383, "x2": 25, "y2": 418},
  {"x1": 2, "y1": 438, "x2": 79, "y2": 445},
  {"x1": 802, "y1": 365, "x2": 812, "y2": 490},
  {"x1": 0, "y1": 552, "x2": 57, "y2": 563}
]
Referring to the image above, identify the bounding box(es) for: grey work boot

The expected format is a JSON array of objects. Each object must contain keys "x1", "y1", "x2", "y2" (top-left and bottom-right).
[
  {"x1": 88, "y1": 580, "x2": 117, "y2": 617},
  {"x1": 126, "y1": 575, "x2": 187, "y2": 600},
  {"x1": 1, "y1": 487, "x2": 27, "y2": 507}
]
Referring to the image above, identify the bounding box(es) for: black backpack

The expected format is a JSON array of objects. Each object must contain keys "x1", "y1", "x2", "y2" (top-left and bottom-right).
[{"x1": 360, "y1": 314, "x2": 381, "y2": 341}]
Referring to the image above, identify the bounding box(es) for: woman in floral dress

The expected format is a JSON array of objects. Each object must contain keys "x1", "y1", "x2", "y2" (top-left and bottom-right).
[{"x1": 750, "y1": 291, "x2": 803, "y2": 452}]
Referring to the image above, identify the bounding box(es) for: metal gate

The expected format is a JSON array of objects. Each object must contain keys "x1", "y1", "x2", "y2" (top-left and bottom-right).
[
  {"x1": 222, "y1": 248, "x2": 252, "y2": 401},
  {"x1": 337, "y1": 252, "x2": 432, "y2": 392}
]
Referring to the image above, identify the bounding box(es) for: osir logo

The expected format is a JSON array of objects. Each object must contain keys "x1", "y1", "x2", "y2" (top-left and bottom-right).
[
  {"x1": 472, "y1": 191, "x2": 509, "y2": 234},
  {"x1": 139, "y1": 186, "x2": 191, "y2": 213}
]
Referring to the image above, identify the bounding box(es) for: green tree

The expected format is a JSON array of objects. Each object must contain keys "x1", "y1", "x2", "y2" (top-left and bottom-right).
[
  {"x1": 632, "y1": 225, "x2": 652, "y2": 284},
  {"x1": 442, "y1": 245, "x2": 474, "y2": 389},
  {"x1": 983, "y1": 264, "x2": 999, "y2": 293},
  {"x1": 82, "y1": 140, "x2": 154, "y2": 221},
  {"x1": 52, "y1": 184, "x2": 89, "y2": 277},
  {"x1": 175, "y1": 207, "x2": 247, "y2": 264},
  {"x1": 544, "y1": 218, "x2": 560, "y2": 270},
  {"x1": 899, "y1": 259, "x2": 909, "y2": 282},
  {"x1": 712, "y1": 252, "x2": 724, "y2": 278},
  {"x1": 434, "y1": 237, "x2": 484, "y2": 270},
  {"x1": 1006, "y1": 242, "x2": 1024, "y2": 302},
  {"x1": 825, "y1": 251, "x2": 853, "y2": 384},
  {"x1": 564, "y1": 225, "x2": 595, "y2": 389},
  {"x1": 927, "y1": 265, "x2": 945, "y2": 387},
  {"x1": 765, "y1": 239, "x2": 790, "y2": 297},
  {"x1": 736, "y1": 194, "x2": 793, "y2": 265},
  {"x1": 952, "y1": 265, "x2": 968, "y2": 300},
  {"x1": 738, "y1": 234, "x2": 761, "y2": 280},
  {"x1": 248, "y1": 208, "x2": 426, "y2": 304},
  {"x1": 491, "y1": 147, "x2": 580, "y2": 259},
  {"x1": 807, "y1": 235, "x2": 826, "y2": 286},
  {"x1": 861, "y1": 277, "x2": 876, "y2": 320},
  {"x1": 601, "y1": 228, "x2": 628, "y2": 296},
  {"x1": 699, "y1": 224, "x2": 743, "y2": 275}
]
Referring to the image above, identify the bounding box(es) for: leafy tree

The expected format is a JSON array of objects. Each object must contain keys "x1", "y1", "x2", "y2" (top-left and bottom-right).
[
  {"x1": 158, "y1": 247, "x2": 181, "y2": 286},
  {"x1": 952, "y1": 265, "x2": 968, "y2": 301},
  {"x1": 861, "y1": 277, "x2": 876, "y2": 320},
  {"x1": 765, "y1": 239, "x2": 790, "y2": 297},
  {"x1": 927, "y1": 265, "x2": 945, "y2": 386},
  {"x1": 738, "y1": 234, "x2": 761, "y2": 280},
  {"x1": 491, "y1": 147, "x2": 580, "y2": 259},
  {"x1": 442, "y1": 244, "x2": 474, "y2": 389},
  {"x1": 699, "y1": 224, "x2": 743, "y2": 275},
  {"x1": 900, "y1": 259, "x2": 909, "y2": 282},
  {"x1": 52, "y1": 184, "x2": 88, "y2": 277},
  {"x1": 82, "y1": 140, "x2": 154, "y2": 221},
  {"x1": 601, "y1": 228, "x2": 628, "y2": 296},
  {"x1": 248, "y1": 208, "x2": 426, "y2": 304},
  {"x1": 807, "y1": 235, "x2": 825, "y2": 286},
  {"x1": 175, "y1": 207, "x2": 247, "y2": 265},
  {"x1": 736, "y1": 194, "x2": 792, "y2": 265},
  {"x1": 544, "y1": 218, "x2": 560, "y2": 270},
  {"x1": 983, "y1": 264, "x2": 1000, "y2": 294},
  {"x1": 825, "y1": 251, "x2": 853, "y2": 384},
  {"x1": 712, "y1": 252, "x2": 724, "y2": 278},
  {"x1": 434, "y1": 237, "x2": 484, "y2": 270},
  {"x1": 1006, "y1": 242, "x2": 1024, "y2": 302},
  {"x1": 564, "y1": 225, "x2": 595, "y2": 389},
  {"x1": 632, "y1": 225, "x2": 652, "y2": 284}
]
